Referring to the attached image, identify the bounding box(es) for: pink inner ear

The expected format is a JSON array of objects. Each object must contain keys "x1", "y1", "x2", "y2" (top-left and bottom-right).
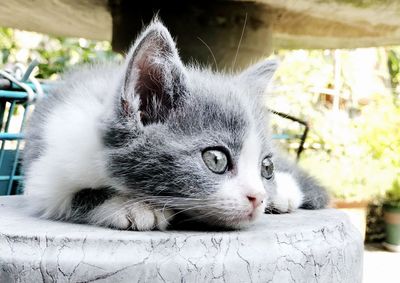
[
  {"x1": 136, "y1": 61, "x2": 173, "y2": 125},
  {"x1": 121, "y1": 27, "x2": 186, "y2": 125},
  {"x1": 136, "y1": 53, "x2": 165, "y2": 96}
]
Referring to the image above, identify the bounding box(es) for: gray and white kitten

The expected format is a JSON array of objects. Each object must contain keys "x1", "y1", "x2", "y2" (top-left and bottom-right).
[{"x1": 23, "y1": 21, "x2": 328, "y2": 231}]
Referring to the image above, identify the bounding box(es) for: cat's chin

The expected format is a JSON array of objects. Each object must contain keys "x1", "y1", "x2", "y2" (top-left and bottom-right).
[
  {"x1": 210, "y1": 206, "x2": 265, "y2": 230},
  {"x1": 170, "y1": 219, "x2": 254, "y2": 231},
  {"x1": 213, "y1": 215, "x2": 260, "y2": 231},
  {"x1": 168, "y1": 208, "x2": 262, "y2": 231},
  {"x1": 226, "y1": 211, "x2": 263, "y2": 230}
]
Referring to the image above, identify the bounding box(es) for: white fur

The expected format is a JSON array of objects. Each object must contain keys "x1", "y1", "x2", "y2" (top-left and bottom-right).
[
  {"x1": 23, "y1": 68, "x2": 121, "y2": 219},
  {"x1": 272, "y1": 172, "x2": 303, "y2": 212},
  {"x1": 87, "y1": 197, "x2": 173, "y2": 231},
  {"x1": 216, "y1": 126, "x2": 266, "y2": 226}
]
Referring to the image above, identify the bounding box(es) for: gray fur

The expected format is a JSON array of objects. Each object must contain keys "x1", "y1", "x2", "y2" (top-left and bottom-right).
[
  {"x1": 23, "y1": 19, "x2": 329, "y2": 230},
  {"x1": 23, "y1": 63, "x2": 122, "y2": 168},
  {"x1": 272, "y1": 152, "x2": 329, "y2": 209},
  {"x1": 70, "y1": 187, "x2": 117, "y2": 223}
]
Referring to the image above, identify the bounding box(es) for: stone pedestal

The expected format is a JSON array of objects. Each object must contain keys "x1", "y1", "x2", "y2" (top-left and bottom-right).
[{"x1": 0, "y1": 196, "x2": 363, "y2": 282}]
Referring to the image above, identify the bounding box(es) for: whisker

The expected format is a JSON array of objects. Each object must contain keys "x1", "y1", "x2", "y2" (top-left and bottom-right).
[
  {"x1": 232, "y1": 12, "x2": 247, "y2": 70},
  {"x1": 197, "y1": 37, "x2": 218, "y2": 71}
]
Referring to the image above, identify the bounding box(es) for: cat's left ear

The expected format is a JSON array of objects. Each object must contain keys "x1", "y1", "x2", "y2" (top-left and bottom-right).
[
  {"x1": 121, "y1": 20, "x2": 187, "y2": 125},
  {"x1": 238, "y1": 59, "x2": 278, "y2": 93}
]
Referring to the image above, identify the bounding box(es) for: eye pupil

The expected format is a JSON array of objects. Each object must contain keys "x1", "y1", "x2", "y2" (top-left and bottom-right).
[
  {"x1": 202, "y1": 149, "x2": 228, "y2": 174},
  {"x1": 213, "y1": 156, "x2": 219, "y2": 164},
  {"x1": 261, "y1": 157, "x2": 274, "y2": 180}
]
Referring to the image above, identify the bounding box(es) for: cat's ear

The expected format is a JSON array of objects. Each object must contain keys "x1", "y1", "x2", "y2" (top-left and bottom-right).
[
  {"x1": 238, "y1": 60, "x2": 278, "y2": 93},
  {"x1": 121, "y1": 20, "x2": 187, "y2": 125}
]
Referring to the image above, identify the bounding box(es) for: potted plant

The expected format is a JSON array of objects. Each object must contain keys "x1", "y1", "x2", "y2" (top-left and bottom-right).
[{"x1": 382, "y1": 177, "x2": 400, "y2": 252}]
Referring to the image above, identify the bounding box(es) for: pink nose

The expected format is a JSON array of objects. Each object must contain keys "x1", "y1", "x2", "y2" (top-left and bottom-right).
[{"x1": 247, "y1": 195, "x2": 264, "y2": 208}]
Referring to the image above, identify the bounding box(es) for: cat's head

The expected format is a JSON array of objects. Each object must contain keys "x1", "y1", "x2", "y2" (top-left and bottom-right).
[{"x1": 103, "y1": 20, "x2": 278, "y2": 229}]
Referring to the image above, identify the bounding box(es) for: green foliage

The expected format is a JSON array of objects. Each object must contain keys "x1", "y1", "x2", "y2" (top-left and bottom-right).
[
  {"x1": 34, "y1": 37, "x2": 119, "y2": 79},
  {"x1": 0, "y1": 28, "x2": 16, "y2": 65},
  {"x1": 387, "y1": 47, "x2": 400, "y2": 105},
  {"x1": 271, "y1": 48, "x2": 400, "y2": 201},
  {"x1": 385, "y1": 177, "x2": 400, "y2": 206},
  {"x1": 356, "y1": 94, "x2": 400, "y2": 166},
  {"x1": 387, "y1": 48, "x2": 400, "y2": 94},
  {"x1": 0, "y1": 28, "x2": 120, "y2": 79}
]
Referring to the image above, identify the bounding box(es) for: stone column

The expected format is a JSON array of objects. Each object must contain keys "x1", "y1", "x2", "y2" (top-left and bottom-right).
[{"x1": 109, "y1": 1, "x2": 273, "y2": 70}]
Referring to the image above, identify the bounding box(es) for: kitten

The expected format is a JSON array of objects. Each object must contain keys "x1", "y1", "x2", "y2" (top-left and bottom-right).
[{"x1": 23, "y1": 20, "x2": 329, "y2": 231}]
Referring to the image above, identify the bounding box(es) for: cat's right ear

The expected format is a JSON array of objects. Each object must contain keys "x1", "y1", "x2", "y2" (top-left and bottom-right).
[
  {"x1": 120, "y1": 20, "x2": 187, "y2": 125},
  {"x1": 238, "y1": 59, "x2": 278, "y2": 94}
]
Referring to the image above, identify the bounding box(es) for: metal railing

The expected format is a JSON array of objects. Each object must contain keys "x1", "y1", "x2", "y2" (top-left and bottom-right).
[{"x1": 0, "y1": 62, "x2": 45, "y2": 195}]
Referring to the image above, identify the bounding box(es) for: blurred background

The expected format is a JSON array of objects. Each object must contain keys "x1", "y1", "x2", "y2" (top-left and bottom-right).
[{"x1": 0, "y1": 1, "x2": 400, "y2": 281}]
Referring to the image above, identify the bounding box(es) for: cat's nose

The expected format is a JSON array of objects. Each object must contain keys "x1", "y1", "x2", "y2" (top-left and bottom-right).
[{"x1": 247, "y1": 193, "x2": 265, "y2": 208}]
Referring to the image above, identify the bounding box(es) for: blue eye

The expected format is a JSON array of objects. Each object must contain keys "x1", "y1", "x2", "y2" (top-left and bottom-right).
[
  {"x1": 261, "y1": 157, "x2": 274, "y2": 179},
  {"x1": 202, "y1": 149, "x2": 228, "y2": 174}
]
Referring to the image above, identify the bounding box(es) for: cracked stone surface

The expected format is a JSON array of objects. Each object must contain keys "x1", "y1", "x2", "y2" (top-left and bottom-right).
[{"x1": 0, "y1": 196, "x2": 363, "y2": 282}]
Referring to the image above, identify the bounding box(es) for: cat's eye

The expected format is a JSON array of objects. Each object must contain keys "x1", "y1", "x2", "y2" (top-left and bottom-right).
[
  {"x1": 202, "y1": 149, "x2": 228, "y2": 174},
  {"x1": 261, "y1": 157, "x2": 274, "y2": 179}
]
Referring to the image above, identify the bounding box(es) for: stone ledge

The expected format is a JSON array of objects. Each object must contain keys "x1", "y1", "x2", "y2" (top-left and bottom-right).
[
  {"x1": 2, "y1": 0, "x2": 400, "y2": 49},
  {"x1": 0, "y1": 196, "x2": 363, "y2": 282}
]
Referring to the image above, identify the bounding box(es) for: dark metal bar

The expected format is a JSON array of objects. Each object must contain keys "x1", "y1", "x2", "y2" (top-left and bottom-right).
[
  {"x1": 0, "y1": 133, "x2": 24, "y2": 140},
  {"x1": 6, "y1": 104, "x2": 29, "y2": 195},
  {"x1": 0, "y1": 90, "x2": 29, "y2": 101},
  {"x1": 269, "y1": 110, "x2": 310, "y2": 160}
]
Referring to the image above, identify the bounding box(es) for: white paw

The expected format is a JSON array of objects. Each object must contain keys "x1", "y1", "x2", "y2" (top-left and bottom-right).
[
  {"x1": 126, "y1": 204, "x2": 173, "y2": 231},
  {"x1": 271, "y1": 172, "x2": 303, "y2": 213},
  {"x1": 88, "y1": 197, "x2": 173, "y2": 230}
]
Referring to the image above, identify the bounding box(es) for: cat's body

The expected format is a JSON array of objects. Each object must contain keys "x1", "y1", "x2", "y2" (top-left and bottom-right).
[{"x1": 23, "y1": 20, "x2": 328, "y2": 230}]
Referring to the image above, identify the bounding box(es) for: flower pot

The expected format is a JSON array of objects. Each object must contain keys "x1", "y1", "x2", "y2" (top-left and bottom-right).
[
  {"x1": 333, "y1": 199, "x2": 369, "y2": 240},
  {"x1": 383, "y1": 203, "x2": 400, "y2": 252}
]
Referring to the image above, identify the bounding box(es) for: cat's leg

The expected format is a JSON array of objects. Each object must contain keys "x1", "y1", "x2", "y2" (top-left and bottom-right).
[
  {"x1": 23, "y1": 158, "x2": 84, "y2": 220},
  {"x1": 291, "y1": 170, "x2": 330, "y2": 210},
  {"x1": 269, "y1": 153, "x2": 330, "y2": 213},
  {"x1": 24, "y1": 161, "x2": 173, "y2": 230},
  {"x1": 271, "y1": 171, "x2": 304, "y2": 213},
  {"x1": 71, "y1": 188, "x2": 174, "y2": 230}
]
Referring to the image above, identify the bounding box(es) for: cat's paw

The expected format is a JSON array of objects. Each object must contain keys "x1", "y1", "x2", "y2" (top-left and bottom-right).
[
  {"x1": 125, "y1": 204, "x2": 173, "y2": 231},
  {"x1": 271, "y1": 172, "x2": 303, "y2": 213},
  {"x1": 89, "y1": 197, "x2": 173, "y2": 230}
]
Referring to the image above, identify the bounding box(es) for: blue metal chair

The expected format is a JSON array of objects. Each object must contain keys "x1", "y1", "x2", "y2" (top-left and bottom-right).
[{"x1": 0, "y1": 63, "x2": 45, "y2": 195}]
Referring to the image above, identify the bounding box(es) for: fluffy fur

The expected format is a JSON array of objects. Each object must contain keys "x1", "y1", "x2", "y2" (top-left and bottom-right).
[{"x1": 23, "y1": 20, "x2": 329, "y2": 230}]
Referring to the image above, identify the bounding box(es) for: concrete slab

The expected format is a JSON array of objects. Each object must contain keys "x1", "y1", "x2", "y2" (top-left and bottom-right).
[
  {"x1": 1, "y1": 0, "x2": 400, "y2": 49},
  {"x1": 0, "y1": 196, "x2": 363, "y2": 282}
]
